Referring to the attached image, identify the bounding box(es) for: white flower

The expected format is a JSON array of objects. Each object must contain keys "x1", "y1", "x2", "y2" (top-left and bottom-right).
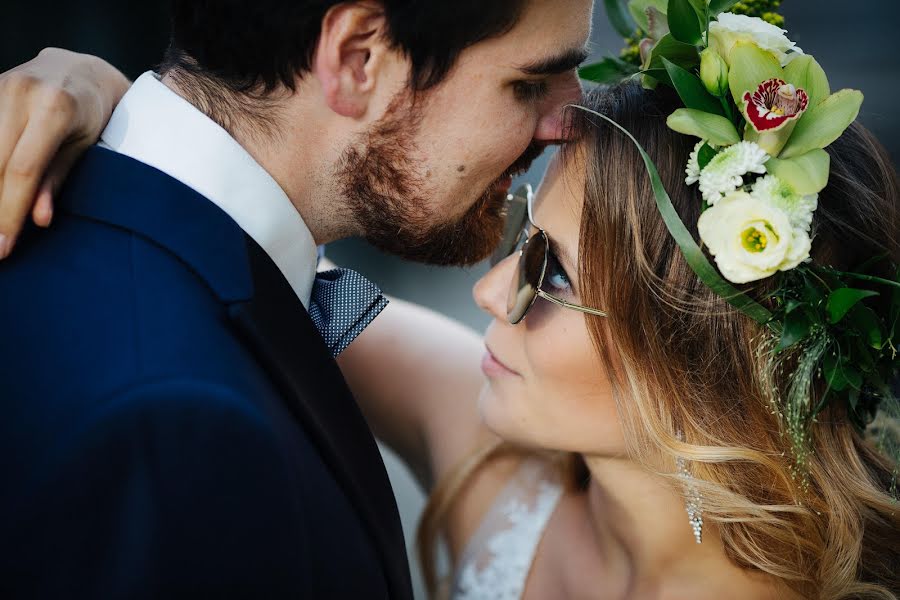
[
  {"x1": 698, "y1": 190, "x2": 811, "y2": 283},
  {"x1": 698, "y1": 141, "x2": 769, "y2": 205},
  {"x1": 709, "y1": 13, "x2": 803, "y2": 67},
  {"x1": 685, "y1": 140, "x2": 706, "y2": 185},
  {"x1": 751, "y1": 175, "x2": 818, "y2": 231}
]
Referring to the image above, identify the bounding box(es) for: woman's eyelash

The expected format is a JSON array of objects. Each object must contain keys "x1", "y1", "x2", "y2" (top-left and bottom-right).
[
  {"x1": 545, "y1": 252, "x2": 573, "y2": 294},
  {"x1": 513, "y1": 80, "x2": 549, "y2": 103}
]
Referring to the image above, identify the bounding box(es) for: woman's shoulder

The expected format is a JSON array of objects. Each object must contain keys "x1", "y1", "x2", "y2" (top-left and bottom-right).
[{"x1": 649, "y1": 541, "x2": 800, "y2": 600}]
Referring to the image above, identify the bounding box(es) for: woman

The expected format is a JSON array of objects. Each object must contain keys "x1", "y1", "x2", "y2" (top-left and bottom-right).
[{"x1": 0, "y1": 55, "x2": 898, "y2": 598}]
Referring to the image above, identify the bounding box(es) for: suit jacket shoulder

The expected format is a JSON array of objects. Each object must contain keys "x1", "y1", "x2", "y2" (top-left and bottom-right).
[{"x1": 0, "y1": 147, "x2": 408, "y2": 599}]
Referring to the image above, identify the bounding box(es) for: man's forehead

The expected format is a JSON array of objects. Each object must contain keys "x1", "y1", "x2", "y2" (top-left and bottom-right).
[{"x1": 492, "y1": 0, "x2": 593, "y2": 67}]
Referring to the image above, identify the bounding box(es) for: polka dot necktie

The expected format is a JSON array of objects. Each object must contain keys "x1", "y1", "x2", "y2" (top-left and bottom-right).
[{"x1": 308, "y1": 268, "x2": 389, "y2": 357}]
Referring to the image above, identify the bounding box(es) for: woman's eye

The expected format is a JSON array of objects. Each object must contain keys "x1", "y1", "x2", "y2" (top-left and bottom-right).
[
  {"x1": 513, "y1": 80, "x2": 549, "y2": 103},
  {"x1": 544, "y1": 253, "x2": 572, "y2": 294}
]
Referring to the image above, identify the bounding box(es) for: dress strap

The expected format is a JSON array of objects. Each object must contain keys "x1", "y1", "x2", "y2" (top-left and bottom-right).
[{"x1": 450, "y1": 458, "x2": 564, "y2": 600}]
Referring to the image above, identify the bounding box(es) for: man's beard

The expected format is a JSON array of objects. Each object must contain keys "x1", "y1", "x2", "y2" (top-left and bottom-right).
[{"x1": 338, "y1": 98, "x2": 544, "y2": 267}]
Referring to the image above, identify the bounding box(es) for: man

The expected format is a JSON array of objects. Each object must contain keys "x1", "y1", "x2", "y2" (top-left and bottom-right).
[{"x1": 0, "y1": 0, "x2": 592, "y2": 597}]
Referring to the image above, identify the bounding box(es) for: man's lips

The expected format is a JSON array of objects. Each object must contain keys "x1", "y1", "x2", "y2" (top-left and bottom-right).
[
  {"x1": 499, "y1": 143, "x2": 545, "y2": 182},
  {"x1": 481, "y1": 346, "x2": 520, "y2": 377}
]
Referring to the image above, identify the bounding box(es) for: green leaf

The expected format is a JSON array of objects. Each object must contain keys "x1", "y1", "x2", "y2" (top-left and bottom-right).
[
  {"x1": 605, "y1": 0, "x2": 637, "y2": 38},
  {"x1": 727, "y1": 41, "x2": 783, "y2": 105},
  {"x1": 628, "y1": 0, "x2": 668, "y2": 32},
  {"x1": 802, "y1": 270, "x2": 827, "y2": 304},
  {"x1": 662, "y1": 58, "x2": 725, "y2": 115},
  {"x1": 708, "y1": 0, "x2": 740, "y2": 15},
  {"x1": 687, "y1": 0, "x2": 707, "y2": 15},
  {"x1": 667, "y1": 108, "x2": 741, "y2": 145},
  {"x1": 697, "y1": 142, "x2": 718, "y2": 169},
  {"x1": 764, "y1": 149, "x2": 831, "y2": 195},
  {"x1": 640, "y1": 68, "x2": 671, "y2": 87},
  {"x1": 850, "y1": 335, "x2": 877, "y2": 372},
  {"x1": 782, "y1": 55, "x2": 830, "y2": 109},
  {"x1": 848, "y1": 305, "x2": 884, "y2": 349},
  {"x1": 784, "y1": 298, "x2": 802, "y2": 313},
  {"x1": 667, "y1": 0, "x2": 704, "y2": 45},
  {"x1": 778, "y1": 310, "x2": 812, "y2": 351},
  {"x1": 891, "y1": 268, "x2": 900, "y2": 340},
  {"x1": 823, "y1": 352, "x2": 861, "y2": 392},
  {"x1": 823, "y1": 350, "x2": 841, "y2": 390},
  {"x1": 826, "y1": 288, "x2": 880, "y2": 324},
  {"x1": 579, "y1": 57, "x2": 639, "y2": 83},
  {"x1": 779, "y1": 89, "x2": 864, "y2": 159},
  {"x1": 648, "y1": 34, "x2": 701, "y2": 71},
  {"x1": 575, "y1": 105, "x2": 775, "y2": 327},
  {"x1": 846, "y1": 368, "x2": 863, "y2": 391}
]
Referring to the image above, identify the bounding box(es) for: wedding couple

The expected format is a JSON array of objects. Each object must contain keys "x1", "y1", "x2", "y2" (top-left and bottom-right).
[{"x1": 0, "y1": 1, "x2": 897, "y2": 598}]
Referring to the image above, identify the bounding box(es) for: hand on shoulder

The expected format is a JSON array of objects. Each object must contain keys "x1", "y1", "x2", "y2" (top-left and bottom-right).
[{"x1": 0, "y1": 48, "x2": 129, "y2": 257}]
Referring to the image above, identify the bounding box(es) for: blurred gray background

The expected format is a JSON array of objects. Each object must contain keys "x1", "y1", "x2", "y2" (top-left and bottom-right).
[{"x1": 3, "y1": 2, "x2": 897, "y2": 597}]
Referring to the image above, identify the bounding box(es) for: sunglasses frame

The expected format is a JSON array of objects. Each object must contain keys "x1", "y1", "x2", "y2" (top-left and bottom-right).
[{"x1": 499, "y1": 184, "x2": 608, "y2": 325}]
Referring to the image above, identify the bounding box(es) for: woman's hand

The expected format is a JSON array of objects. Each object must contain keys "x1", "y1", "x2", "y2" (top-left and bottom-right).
[{"x1": 0, "y1": 48, "x2": 130, "y2": 258}]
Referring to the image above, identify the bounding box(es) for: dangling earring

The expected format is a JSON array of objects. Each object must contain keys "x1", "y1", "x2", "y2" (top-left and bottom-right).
[{"x1": 675, "y1": 441, "x2": 703, "y2": 544}]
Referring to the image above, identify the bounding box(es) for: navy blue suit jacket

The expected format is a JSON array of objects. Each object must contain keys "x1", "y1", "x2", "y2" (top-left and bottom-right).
[{"x1": 0, "y1": 147, "x2": 412, "y2": 599}]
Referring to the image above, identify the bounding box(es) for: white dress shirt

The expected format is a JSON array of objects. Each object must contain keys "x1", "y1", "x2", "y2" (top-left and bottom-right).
[{"x1": 99, "y1": 71, "x2": 318, "y2": 308}]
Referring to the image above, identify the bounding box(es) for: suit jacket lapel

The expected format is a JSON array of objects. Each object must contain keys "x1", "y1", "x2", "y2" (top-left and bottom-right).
[
  {"x1": 228, "y1": 238, "x2": 412, "y2": 600},
  {"x1": 59, "y1": 148, "x2": 412, "y2": 598}
]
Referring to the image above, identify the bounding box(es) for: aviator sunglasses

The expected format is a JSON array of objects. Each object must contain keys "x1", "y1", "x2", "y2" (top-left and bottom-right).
[{"x1": 491, "y1": 184, "x2": 609, "y2": 324}]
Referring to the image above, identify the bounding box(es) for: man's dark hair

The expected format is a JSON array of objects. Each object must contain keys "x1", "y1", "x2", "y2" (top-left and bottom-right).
[{"x1": 160, "y1": 0, "x2": 528, "y2": 94}]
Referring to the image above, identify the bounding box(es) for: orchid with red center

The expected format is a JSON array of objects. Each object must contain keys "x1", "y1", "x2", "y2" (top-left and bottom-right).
[
  {"x1": 742, "y1": 78, "x2": 810, "y2": 156},
  {"x1": 743, "y1": 78, "x2": 809, "y2": 132}
]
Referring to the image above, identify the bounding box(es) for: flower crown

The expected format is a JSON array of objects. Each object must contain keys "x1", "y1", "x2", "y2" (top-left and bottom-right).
[{"x1": 579, "y1": 0, "x2": 899, "y2": 480}]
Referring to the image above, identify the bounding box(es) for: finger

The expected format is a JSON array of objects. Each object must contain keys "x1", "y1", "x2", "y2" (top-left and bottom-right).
[
  {"x1": 30, "y1": 140, "x2": 86, "y2": 228},
  {"x1": 32, "y1": 182, "x2": 53, "y2": 227},
  {"x1": 0, "y1": 115, "x2": 69, "y2": 256},
  {"x1": 0, "y1": 73, "x2": 33, "y2": 179},
  {"x1": 0, "y1": 99, "x2": 29, "y2": 203},
  {"x1": 0, "y1": 109, "x2": 28, "y2": 258}
]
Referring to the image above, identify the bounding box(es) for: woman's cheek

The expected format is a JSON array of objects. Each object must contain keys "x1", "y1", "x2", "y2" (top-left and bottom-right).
[
  {"x1": 523, "y1": 315, "x2": 622, "y2": 451},
  {"x1": 524, "y1": 315, "x2": 595, "y2": 402}
]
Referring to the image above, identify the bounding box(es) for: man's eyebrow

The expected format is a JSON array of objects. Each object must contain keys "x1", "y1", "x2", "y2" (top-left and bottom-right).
[{"x1": 516, "y1": 47, "x2": 590, "y2": 76}]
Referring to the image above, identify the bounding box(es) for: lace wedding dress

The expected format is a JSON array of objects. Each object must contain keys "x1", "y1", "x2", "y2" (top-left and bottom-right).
[{"x1": 449, "y1": 459, "x2": 564, "y2": 600}]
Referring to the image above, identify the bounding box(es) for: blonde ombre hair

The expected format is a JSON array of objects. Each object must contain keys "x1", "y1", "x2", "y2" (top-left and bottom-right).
[{"x1": 418, "y1": 82, "x2": 899, "y2": 599}]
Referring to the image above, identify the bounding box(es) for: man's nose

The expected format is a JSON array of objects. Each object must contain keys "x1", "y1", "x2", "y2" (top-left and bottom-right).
[{"x1": 533, "y1": 75, "x2": 583, "y2": 143}]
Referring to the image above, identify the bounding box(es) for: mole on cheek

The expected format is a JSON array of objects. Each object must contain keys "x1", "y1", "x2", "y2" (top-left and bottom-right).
[{"x1": 457, "y1": 165, "x2": 466, "y2": 172}]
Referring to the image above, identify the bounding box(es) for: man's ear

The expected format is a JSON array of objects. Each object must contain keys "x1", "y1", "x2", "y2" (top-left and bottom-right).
[{"x1": 312, "y1": 3, "x2": 392, "y2": 119}]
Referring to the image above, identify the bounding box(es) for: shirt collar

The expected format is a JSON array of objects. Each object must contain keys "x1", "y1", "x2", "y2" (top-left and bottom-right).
[{"x1": 99, "y1": 71, "x2": 317, "y2": 308}]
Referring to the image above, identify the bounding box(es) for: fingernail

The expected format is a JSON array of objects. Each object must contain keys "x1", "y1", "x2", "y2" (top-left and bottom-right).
[
  {"x1": 0, "y1": 235, "x2": 9, "y2": 259},
  {"x1": 39, "y1": 206, "x2": 53, "y2": 227}
]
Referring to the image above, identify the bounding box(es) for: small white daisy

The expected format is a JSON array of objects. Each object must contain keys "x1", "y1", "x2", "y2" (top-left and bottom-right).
[
  {"x1": 698, "y1": 141, "x2": 769, "y2": 205},
  {"x1": 752, "y1": 175, "x2": 818, "y2": 231},
  {"x1": 685, "y1": 140, "x2": 707, "y2": 186}
]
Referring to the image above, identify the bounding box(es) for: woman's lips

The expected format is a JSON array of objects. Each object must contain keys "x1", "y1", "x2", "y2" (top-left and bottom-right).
[{"x1": 481, "y1": 347, "x2": 520, "y2": 377}]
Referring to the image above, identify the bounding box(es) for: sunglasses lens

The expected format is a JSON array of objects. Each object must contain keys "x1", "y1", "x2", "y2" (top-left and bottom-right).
[
  {"x1": 490, "y1": 185, "x2": 532, "y2": 266},
  {"x1": 506, "y1": 232, "x2": 547, "y2": 324}
]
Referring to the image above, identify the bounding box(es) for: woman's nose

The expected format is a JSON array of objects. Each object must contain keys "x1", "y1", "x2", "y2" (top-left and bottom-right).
[{"x1": 473, "y1": 254, "x2": 517, "y2": 322}]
